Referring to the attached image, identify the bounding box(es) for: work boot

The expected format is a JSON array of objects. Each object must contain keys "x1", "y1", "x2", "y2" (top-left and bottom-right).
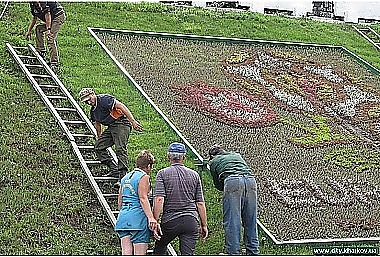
[
  {"x1": 37, "y1": 50, "x2": 47, "y2": 59},
  {"x1": 50, "y1": 63, "x2": 60, "y2": 73},
  {"x1": 113, "y1": 168, "x2": 127, "y2": 189},
  {"x1": 102, "y1": 161, "x2": 119, "y2": 177},
  {"x1": 113, "y1": 181, "x2": 121, "y2": 189}
]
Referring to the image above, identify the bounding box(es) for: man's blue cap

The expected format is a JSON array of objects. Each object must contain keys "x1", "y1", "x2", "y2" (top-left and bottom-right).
[{"x1": 168, "y1": 142, "x2": 186, "y2": 153}]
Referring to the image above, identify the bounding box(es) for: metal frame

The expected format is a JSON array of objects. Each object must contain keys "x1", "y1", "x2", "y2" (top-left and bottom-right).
[{"x1": 353, "y1": 25, "x2": 380, "y2": 51}]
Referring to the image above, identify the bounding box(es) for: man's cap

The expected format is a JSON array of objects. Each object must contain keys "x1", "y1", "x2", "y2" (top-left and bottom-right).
[
  {"x1": 79, "y1": 88, "x2": 94, "y2": 102},
  {"x1": 168, "y1": 142, "x2": 186, "y2": 153}
]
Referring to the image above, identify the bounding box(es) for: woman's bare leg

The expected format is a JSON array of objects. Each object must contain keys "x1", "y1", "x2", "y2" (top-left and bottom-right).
[
  {"x1": 121, "y1": 236, "x2": 133, "y2": 256},
  {"x1": 133, "y1": 243, "x2": 149, "y2": 255}
]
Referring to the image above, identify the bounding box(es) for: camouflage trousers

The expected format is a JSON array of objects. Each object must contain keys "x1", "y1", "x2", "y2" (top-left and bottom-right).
[{"x1": 94, "y1": 118, "x2": 131, "y2": 172}]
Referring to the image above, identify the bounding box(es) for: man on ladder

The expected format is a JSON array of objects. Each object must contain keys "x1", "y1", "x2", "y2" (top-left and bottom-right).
[{"x1": 79, "y1": 88, "x2": 143, "y2": 187}]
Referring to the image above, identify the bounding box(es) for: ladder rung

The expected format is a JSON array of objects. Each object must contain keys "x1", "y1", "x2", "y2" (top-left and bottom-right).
[
  {"x1": 55, "y1": 107, "x2": 76, "y2": 112},
  {"x1": 93, "y1": 176, "x2": 118, "y2": 181},
  {"x1": 47, "y1": 95, "x2": 67, "y2": 99},
  {"x1": 25, "y1": 64, "x2": 44, "y2": 68},
  {"x1": 39, "y1": 84, "x2": 58, "y2": 89},
  {"x1": 103, "y1": 193, "x2": 118, "y2": 197},
  {"x1": 31, "y1": 74, "x2": 51, "y2": 78},
  {"x1": 64, "y1": 120, "x2": 86, "y2": 125},
  {"x1": 77, "y1": 145, "x2": 95, "y2": 149},
  {"x1": 85, "y1": 160, "x2": 101, "y2": 165},
  {"x1": 72, "y1": 133, "x2": 94, "y2": 137},
  {"x1": 13, "y1": 46, "x2": 29, "y2": 50},
  {"x1": 19, "y1": 55, "x2": 36, "y2": 59}
]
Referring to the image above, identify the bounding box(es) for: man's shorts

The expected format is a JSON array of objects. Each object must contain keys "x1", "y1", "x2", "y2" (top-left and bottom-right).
[{"x1": 117, "y1": 226, "x2": 151, "y2": 244}]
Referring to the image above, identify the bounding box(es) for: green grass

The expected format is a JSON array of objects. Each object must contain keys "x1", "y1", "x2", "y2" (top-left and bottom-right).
[{"x1": 1, "y1": 2, "x2": 379, "y2": 255}]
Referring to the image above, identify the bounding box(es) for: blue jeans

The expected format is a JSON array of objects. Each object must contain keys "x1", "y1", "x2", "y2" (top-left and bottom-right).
[{"x1": 223, "y1": 174, "x2": 259, "y2": 255}]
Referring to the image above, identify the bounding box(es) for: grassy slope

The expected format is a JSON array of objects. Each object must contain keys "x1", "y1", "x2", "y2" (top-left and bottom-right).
[{"x1": 1, "y1": 2, "x2": 379, "y2": 255}]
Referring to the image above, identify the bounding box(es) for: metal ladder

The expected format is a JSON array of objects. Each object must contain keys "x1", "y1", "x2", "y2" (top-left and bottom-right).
[
  {"x1": 353, "y1": 25, "x2": 380, "y2": 51},
  {"x1": 6, "y1": 43, "x2": 177, "y2": 255},
  {"x1": 0, "y1": 1, "x2": 10, "y2": 20},
  {"x1": 6, "y1": 42, "x2": 120, "y2": 225}
]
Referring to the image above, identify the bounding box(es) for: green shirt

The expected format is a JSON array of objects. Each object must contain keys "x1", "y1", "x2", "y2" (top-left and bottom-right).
[{"x1": 209, "y1": 151, "x2": 252, "y2": 191}]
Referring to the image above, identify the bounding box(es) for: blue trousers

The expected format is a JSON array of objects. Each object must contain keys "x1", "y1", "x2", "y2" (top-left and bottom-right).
[{"x1": 223, "y1": 174, "x2": 259, "y2": 255}]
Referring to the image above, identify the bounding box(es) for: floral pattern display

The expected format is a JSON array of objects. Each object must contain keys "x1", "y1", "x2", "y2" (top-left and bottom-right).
[
  {"x1": 220, "y1": 50, "x2": 380, "y2": 147},
  {"x1": 262, "y1": 177, "x2": 379, "y2": 208},
  {"x1": 94, "y1": 30, "x2": 380, "y2": 243},
  {"x1": 171, "y1": 81, "x2": 279, "y2": 128},
  {"x1": 170, "y1": 48, "x2": 380, "y2": 149}
]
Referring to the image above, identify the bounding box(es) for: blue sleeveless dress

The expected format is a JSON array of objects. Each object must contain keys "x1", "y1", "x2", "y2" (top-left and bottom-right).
[{"x1": 115, "y1": 169, "x2": 148, "y2": 232}]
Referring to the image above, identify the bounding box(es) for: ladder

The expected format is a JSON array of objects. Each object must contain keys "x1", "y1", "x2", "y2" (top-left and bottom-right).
[
  {"x1": 6, "y1": 43, "x2": 177, "y2": 256},
  {"x1": 0, "y1": 1, "x2": 9, "y2": 20},
  {"x1": 6, "y1": 43, "x2": 119, "y2": 225},
  {"x1": 353, "y1": 25, "x2": 380, "y2": 51}
]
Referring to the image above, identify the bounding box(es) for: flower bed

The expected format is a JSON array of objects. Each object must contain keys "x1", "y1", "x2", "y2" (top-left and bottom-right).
[
  {"x1": 171, "y1": 80, "x2": 279, "y2": 128},
  {"x1": 94, "y1": 30, "x2": 380, "y2": 243}
]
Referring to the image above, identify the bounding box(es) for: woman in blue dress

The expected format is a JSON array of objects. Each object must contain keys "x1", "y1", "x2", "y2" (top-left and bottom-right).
[{"x1": 115, "y1": 150, "x2": 157, "y2": 255}]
